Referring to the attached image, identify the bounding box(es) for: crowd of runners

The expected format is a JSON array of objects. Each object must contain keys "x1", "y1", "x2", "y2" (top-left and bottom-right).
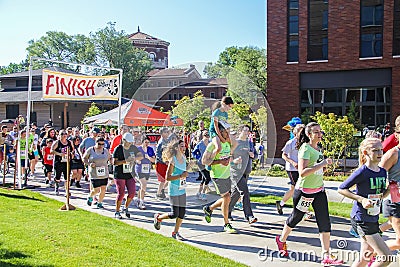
[{"x1": 1, "y1": 97, "x2": 400, "y2": 266}]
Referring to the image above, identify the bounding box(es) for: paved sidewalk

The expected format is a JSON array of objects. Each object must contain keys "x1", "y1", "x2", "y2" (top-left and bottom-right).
[{"x1": 2, "y1": 167, "x2": 398, "y2": 266}]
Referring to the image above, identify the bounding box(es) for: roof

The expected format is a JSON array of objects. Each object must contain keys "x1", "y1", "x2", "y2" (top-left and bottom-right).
[
  {"x1": 147, "y1": 65, "x2": 201, "y2": 78},
  {"x1": 127, "y1": 30, "x2": 170, "y2": 46},
  {"x1": 0, "y1": 67, "x2": 81, "y2": 79}
]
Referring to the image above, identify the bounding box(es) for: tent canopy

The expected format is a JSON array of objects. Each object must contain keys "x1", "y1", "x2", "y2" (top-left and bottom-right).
[{"x1": 83, "y1": 99, "x2": 183, "y2": 127}]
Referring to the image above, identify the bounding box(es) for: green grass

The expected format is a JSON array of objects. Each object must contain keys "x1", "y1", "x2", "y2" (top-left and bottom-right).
[
  {"x1": 0, "y1": 188, "x2": 244, "y2": 267},
  {"x1": 250, "y1": 194, "x2": 387, "y2": 224}
]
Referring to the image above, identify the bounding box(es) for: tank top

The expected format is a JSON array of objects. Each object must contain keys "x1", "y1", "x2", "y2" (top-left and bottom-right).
[
  {"x1": 169, "y1": 155, "x2": 187, "y2": 197},
  {"x1": 54, "y1": 140, "x2": 73, "y2": 163},
  {"x1": 87, "y1": 147, "x2": 109, "y2": 179},
  {"x1": 388, "y1": 147, "x2": 400, "y2": 182}
]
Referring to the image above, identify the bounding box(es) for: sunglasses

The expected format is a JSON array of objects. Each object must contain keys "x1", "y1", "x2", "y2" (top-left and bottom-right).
[
  {"x1": 97, "y1": 143, "x2": 105, "y2": 146},
  {"x1": 61, "y1": 133, "x2": 68, "y2": 135}
]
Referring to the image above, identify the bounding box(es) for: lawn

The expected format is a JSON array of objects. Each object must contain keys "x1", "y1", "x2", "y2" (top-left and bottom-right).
[
  {"x1": 0, "y1": 188, "x2": 244, "y2": 267},
  {"x1": 250, "y1": 194, "x2": 387, "y2": 224}
]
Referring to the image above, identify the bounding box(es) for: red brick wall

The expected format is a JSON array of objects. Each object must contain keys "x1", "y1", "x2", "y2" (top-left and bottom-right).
[{"x1": 267, "y1": 0, "x2": 400, "y2": 157}]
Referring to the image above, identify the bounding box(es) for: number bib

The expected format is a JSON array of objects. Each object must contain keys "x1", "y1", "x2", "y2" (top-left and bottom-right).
[
  {"x1": 179, "y1": 178, "x2": 187, "y2": 190},
  {"x1": 96, "y1": 166, "x2": 107, "y2": 177},
  {"x1": 141, "y1": 164, "x2": 150, "y2": 174},
  {"x1": 47, "y1": 154, "x2": 54, "y2": 161},
  {"x1": 20, "y1": 150, "x2": 26, "y2": 157},
  {"x1": 389, "y1": 181, "x2": 400, "y2": 203},
  {"x1": 367, "y1": 194, "x2": 382, "y2": 216},
  {"x1": 61, "y1": 154, "x2": 68, "y2": 162},
  {"x1": 296, "y1": 196, "x2": 314, "y2": 213},
  {"x1": 123, "y1": 163, "x2": 132, "y2": 173}
]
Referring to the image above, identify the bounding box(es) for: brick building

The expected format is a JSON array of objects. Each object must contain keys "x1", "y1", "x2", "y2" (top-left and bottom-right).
[{"x1": 267, "y1": 0, "x2": 400, "y2": 157}]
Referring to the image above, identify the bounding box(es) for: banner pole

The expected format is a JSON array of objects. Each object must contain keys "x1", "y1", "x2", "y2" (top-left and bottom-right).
[
  {"x1": 24, "y1": 58, "x2": 33, "y2": 187},
  {"x1": 118, "y1": 70, "x2": 123, "y2": 130}
]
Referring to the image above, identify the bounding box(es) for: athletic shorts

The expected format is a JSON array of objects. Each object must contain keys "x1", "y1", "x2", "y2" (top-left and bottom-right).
[
  {"x1": 351, "y1": 218, "x2": 380, "y2": 237},
  {"x1": 156, "y1": 162, "x2": 168, "y2": 182},
  {"x1": 44, "y1": 164, "x2": 53, "y2": 176},
  {"x1": 382, "y1": 199, "x2": 400, "y2": 218},
  {"x1": 137, "y1": 172, "x2": 151, "y2": 180},
  {"x1": 91, "y1": 178, "x2": 108, "y2": 188},
  {"x1": 287, "y1": 171, "x2": 299, "y2": 186},
  {"x1": 212, "y1": 178, "x2": 231, "y2": 195}
]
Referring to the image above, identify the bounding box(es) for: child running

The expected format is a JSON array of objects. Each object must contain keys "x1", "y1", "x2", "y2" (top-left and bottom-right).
[
  {"x1": 41, "y1": 138, "x2": 54, "y2": 186},
  {"x1": 153, "y1": 140, "x2": 188, "y2": 240},
  {"x1": 209, "y1": 96, "x2": 234, "y2": 155},
  {"x1": 338, "y1": 138, "x2": 392, "y2": 267}
]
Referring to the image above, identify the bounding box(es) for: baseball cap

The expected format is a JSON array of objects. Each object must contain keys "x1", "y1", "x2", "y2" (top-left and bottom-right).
[
  {"x1": 122, "y1": 132, "x2": 134, "y2": 143},
  {"x1": 91, "y1": 127, "x2": 101, "y2": 134}
]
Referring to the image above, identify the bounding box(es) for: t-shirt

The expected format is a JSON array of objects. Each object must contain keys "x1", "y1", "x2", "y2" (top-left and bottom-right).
[
  {"x1": 296, "y1": 143, "x2": 325, "y2": 189},
  {"x1": 339, "y1": 165, "x2": 387, "y2": 222},
  {"x1": 79, "y1": 137, "x2": 96, "y2": 154},
  {"x1": 19, "y1": 135, "x2": 34, "y2": 159},
  {"x1": 231, "y1": 139, "x2": 253, "y2": 178},
  {"x1": 281, "y1": 138, "x2": 299, "y2": 171},
  {"x1": 113, "y1": 144, "x2": 140, "y2": 179},
  {"x1": 86, "y1": 147, "x2": 110, "y2": 179},
  {"x1": 209, "y1": 108, "x2": 228, "y2": 134},
  {"x1": 206, "y1": 142, "x2": 231, "y2": 179},
  {"x1": 42, "y1": 146, "x2": 54, "y2": 165},
  {"x1": 169, "y1": 155, "x2": 187, "y2": 197},
  {"x1": 135, "y1": 146, "x2": 155, "y2": 175},
  {"x1": 155, "y1": 137, "x2": 168, "y2": 164}
]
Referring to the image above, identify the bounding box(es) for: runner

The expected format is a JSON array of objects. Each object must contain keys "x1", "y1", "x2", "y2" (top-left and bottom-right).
[
  {"x1": 155, "y1": 127, "x2": 171, "y2": 199},
  {"x1": 192, "y1": 130, "x2": 211, "y2": 201},
  {"x1": 83, "y1": 137, "x2": 110, "y2": 209},
  {"x1": 202, "y1": 122, "x2": 237, "y2": 233},
  {"x1": 153, "y1": 140, "x2": 188, "y2": 240},
  {"x1": 275, "y1": 122, "x2": 343, "y2": 265},
  {"x1": 112, "y1": 133, "x2": 143, "y2": 219},
  {"x1": 339, "y1": 138, "x2": 392, "y2": 266},
  {"x1": 70, "y1": 136, "x2": 84, "y2": 188},
  {"x1": 41, "y1": 138, "x2": 54, "y2": 186},
  {"x1": 135, "y1": 137, "x2": 155, "y2": 210}
]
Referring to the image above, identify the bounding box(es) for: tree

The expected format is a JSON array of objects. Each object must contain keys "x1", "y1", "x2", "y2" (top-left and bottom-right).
[
  {"x1": 0, "y1": 61, "x2": 28, "y2": 75},
  {"x1": 26, "y1": 31, "x2": 96, "y2": 71},
  {"x1": 204, "y1": 46, "x2": 266, "y2": 91},
  {"x1": 91, "y1": 22, "x2": 153, "y2": 97},
  {"x1": 347, "y1": 99, "x2": 362, "y2": 130},
  {"x1": 311, "y1": 112, "x2": 357, "y2": 174},
  {"x1": 171, "y1": 91, "x2": 210, "y2": 132},
  {"x1": 250, "y1": 106, "x2": 268, "y2": 141},
  {"x1": 81, "y1": 103, "x2": 103, "y2": 126}
]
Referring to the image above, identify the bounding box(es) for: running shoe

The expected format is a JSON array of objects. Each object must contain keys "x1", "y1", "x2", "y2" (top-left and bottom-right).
[
  {"x1": 349, "y1": 227, "x2": 360, "y2": 238},
  {"x1": 115, "y1": 212, "x2": 122, "y2": 219},
  {"x1": 75, "y1": 181, "x2": 81, "y2": 188},
  {"x1": 234, "y1": 201, "x2": 243, "y2": 211},
  {"x1": 223, "y1": 223, "x2": 237, "y2": 234},
  {"x1": 248, "y1": 216, "x2": 258, "y2": 224},
  {"x1": 201, "y1": 193, "x2": 207, "y2": 201},
  {"x1": 139, "y1": 202, "x2": 146, "y2": 210},
  {"x1": 87, "y1": 196, "x2": 93, "y2": 206},
  {"x1": 321, "y1": 256, "x2": 343, "y2": 266},
  {"x1": 275, "y1": 200, "x2": 283, "y2": 215},
  {"x1": 153, "y1": 213, "x2": 161, "y2": 230},
  {"x1": 45, "y1": 179, "x2": 49, "y2": 184},
  {"x1": 124, "y1": 207, "x2": 131, "y2": 218},
  {"x1": 55, "y1": 187, "x2": 60, "y2": 196},
  {"x1": 275, "y1": 235, "x2": 289, "y2": 257},
  {"x1": 96, "y1": 202, "x2": 104, "y2": 209},
  {"x1": 203, "y1": 205, "x2": 212, "y2": 223},
  {"x1": 172, "y1": 232, "x2": 184, "y2": 241},
  {"x1": 196, "y1": 192, "x2": 202, "y2": 200}
]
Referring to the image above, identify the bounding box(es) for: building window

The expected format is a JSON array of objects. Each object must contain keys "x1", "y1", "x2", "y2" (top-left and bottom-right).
[
  {"x1": 174, "y1": 94, "x2": 177, "y2": 100},
  {"x1": 173, "y1": 81, "x2": 177, "y2": 86},
  {"x1": 168, "y1": 94, "x2": 172, "y2": 100},
  {"x1": 148, "y1": 52, "x2": 156, "y2": 61},
  {"x1": 157, "y1": 81, "x2": 161, "y2": 87},
  {"x1": 168, "y1": 81, "x2": 172, "y2": 87},
  {"x1": 394, "y1": 0, "x2": 400, "y2": 55},
  {"x1": 210, "y1": 92, "x2": 216, "y2": 98},
  {"x1": 360, "y1": 0, "x2": 383, "y2": 58},
  {"x1": 6, "y1": 105, "x2": 19, "y2": 119},
  {"x1": 308, "y1": 0, "x2": 329, "y2": 61},
  {"x1": 16, "y1": 79, "x2": 28, "y2": 87},
  {"x1": 287, "y1": 0, "x2": 299, "y2": 62},
  {"x1": 188, "y1": 93, "x2": 193, "y2": 98}
]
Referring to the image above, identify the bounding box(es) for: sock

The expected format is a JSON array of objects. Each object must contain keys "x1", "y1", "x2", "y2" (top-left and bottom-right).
[{"x1": 280, "y1": 200, "x2": 285, "y2": 206}]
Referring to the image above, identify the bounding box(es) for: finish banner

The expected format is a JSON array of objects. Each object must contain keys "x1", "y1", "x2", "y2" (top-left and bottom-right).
[{"x1": 42, "y1": 70, "x2": 120, "y2": 100}]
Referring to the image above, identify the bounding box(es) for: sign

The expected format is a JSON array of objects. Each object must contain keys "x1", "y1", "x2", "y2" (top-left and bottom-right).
[{"x1": 42, "y1": 70, "x2": 119, "y2": 100}]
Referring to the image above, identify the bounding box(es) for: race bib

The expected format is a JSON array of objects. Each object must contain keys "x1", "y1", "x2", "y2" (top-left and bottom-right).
[
  {"x1": 61, "y1": 154, "x2": 68, "y2": 162},
  {"x1": 123, "y1": 163, "x2": 132, "y2": 173},
  {"x1": 96, "y1": 166, "x2": 107, "y2": 177},
  {"x1": 20, "y1": 150, "x2": 26, "y2": 157},
  {"x1": 296, "y1": 196, "x2": 314, "y2": 213},
  {"x1": 141, "y1": 164, "x2": 150, "y2": 173},
  {"x1": 47, "y1": 154, "x2": 54, "y2": 161},
  {"x1": 179, "y1": 177, "x2": 187, "y2": 190},
  {"x1": 367, "y1": 194, "x2": 382, "y2": 216},
  {"x1": 389, "y1": 181, "x2": 400, "y2": 203}
]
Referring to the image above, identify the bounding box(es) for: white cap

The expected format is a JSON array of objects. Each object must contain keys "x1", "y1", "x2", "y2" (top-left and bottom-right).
[{"x1": 122, "y1": 132, "x2": 134, "y2": 143}]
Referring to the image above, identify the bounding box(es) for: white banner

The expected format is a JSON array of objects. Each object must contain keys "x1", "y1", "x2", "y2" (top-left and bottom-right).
[{"x1": 42, "y1": 70, "x2": 120, "y2": 100}]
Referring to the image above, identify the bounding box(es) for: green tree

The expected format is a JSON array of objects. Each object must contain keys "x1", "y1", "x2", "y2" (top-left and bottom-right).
[
  {"x1": 249, "y1": 106, "x2": 268, "y2": 141},
  {"x1": 83, "y1": 103, "x2": 102, "y2": 119},
  {"x1": 311, "y1": 112, "x2": 357, "y2": 174},
  {"x1": 347, "y1": 99, "x2": 362, "y2": 130},
  {"x1": 26, "y1": 31, "x2": 96, "y2": 71},
  {"x1": 0, "y1": 61, "x2": 28, "y2": 75},
  {"x1": 228, "y1": 102, "x2": 251, "y2": 130},
  {"x1": 91, "y1": 22, "x2": 153, "y2": 97},
  {"x1": 171, "y1": 91, "x2": 210, "y2": 132},
  {"x1": 204, "y1": 46, "x2": 266, "y2": 91}
]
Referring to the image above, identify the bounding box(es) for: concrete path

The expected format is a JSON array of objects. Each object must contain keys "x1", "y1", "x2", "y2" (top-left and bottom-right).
[{"x1": 1, "y1": 166, "x2": 398, "y2": 266}]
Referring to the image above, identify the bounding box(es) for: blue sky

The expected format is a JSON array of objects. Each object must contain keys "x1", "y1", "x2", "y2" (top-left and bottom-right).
[{"x1": 0, "y1": 0, "x2": 266, "y2": 68}]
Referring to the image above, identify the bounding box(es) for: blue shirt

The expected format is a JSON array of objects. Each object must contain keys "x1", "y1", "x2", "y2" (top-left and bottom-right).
[
  {"x1": 192, "y1": 140, "x2": 208, "y2": 167},
  {"x1": 339, "y1": 165, "x2": 387, "y2": 222},
  {"x1": 169, "y1": 155, "x2": 186, "y2": 196},
  {"x1": 209, "y1": 108, "x2": 228, "y2": 134},
  {"x1": 135, "y1": 146, "x2": 155, "y2": 174}
]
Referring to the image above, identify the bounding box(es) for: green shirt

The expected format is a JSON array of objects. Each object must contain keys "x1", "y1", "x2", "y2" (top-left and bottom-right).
[
  {"x1": 206, "y1": 142, "x2": 231, "y2": 179},
  {"x1": 19, "y1": 134, "x2": 34, "y2": 160},
  {"x1": 296, "y1": 143, "x2": 324, "y2": 189}
]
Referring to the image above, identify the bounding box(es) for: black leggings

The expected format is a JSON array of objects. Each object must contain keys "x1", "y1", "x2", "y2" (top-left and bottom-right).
[
  {"x1": 199, "y1": 169, "x2": 211, "y2": 186},
  {"x1": 286, "y1": 189, "x2": 331, "y2": 233},
  {"x1": 168, "y1": 194, "x2": 186, "y2": 219}
]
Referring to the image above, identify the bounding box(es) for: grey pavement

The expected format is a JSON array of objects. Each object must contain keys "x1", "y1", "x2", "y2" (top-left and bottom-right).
[{"x1": 1, "y1": 165, "x2": 398, "y2": 267}]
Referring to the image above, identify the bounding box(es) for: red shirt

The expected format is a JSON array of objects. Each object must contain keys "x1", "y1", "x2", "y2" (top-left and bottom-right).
[
  {"x1": 383, "y1": 134, "x2": 399, "y2": 153},
  {"x1": 42, "y1": 146, "x2": 54, "y2": 165},
  {"x1": 110, "y1": 134, "x2": 122, "y2": 154}
]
